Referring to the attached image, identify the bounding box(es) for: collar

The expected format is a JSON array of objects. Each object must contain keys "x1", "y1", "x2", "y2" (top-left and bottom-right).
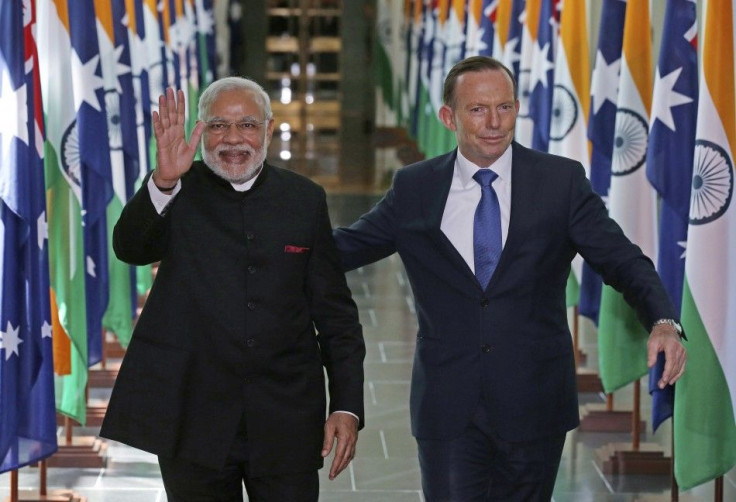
[
  {"x1": 456, "y1": 146, "x2": 513, "y2": 186},
  {"x1": 230, "y1": 163, "x2": 263, "y2": 192}
]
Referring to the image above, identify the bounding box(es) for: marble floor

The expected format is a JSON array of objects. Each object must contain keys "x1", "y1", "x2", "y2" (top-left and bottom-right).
[{"x1": 2, "y1": 192, "x2": 734, "y2": 501}]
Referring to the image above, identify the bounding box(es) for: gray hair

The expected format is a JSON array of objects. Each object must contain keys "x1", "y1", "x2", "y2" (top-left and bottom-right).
[{"x1": 198, "y1": 76, "x2": 273, "y2": 121}]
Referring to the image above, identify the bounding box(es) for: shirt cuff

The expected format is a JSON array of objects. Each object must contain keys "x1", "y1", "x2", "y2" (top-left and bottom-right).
[
  {"x1": 332, "y1": 410, "x2": 359, "y2": 422},
  {"x1": 147, "y1": 176, "x2": 181, "y2": 214}
]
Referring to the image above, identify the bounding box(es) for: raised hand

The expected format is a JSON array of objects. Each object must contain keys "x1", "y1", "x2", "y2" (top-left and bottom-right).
[{"x1": 151, "y1": 88, "x2": 205, "y2": 189}]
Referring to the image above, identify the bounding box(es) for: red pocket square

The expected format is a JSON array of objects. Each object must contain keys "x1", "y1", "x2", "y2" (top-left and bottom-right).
[{"x1": 284, "y1": 245, "x2": 310, "y2": 253}]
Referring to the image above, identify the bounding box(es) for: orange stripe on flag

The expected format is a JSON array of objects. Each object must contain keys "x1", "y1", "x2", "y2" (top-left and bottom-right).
[
  {"x1": 622, "y1": 0, "x2": 652, "y2": 113},
  {"x1": 526, "y1": 0, "x2": 542, "y2": 42},
  {"x1": 560, "y1": 0, "x2": 590, "y2": 123},
  {"x1": 49, "y1": 288, "x2": 71, "y2": 376},
  {"x1": 94, "y1": 0, "x2": 115, "y2": 41},
  {"x1": 704, "y1": 0, "x2": 736, "y2": 155},
  {"x1": 125, "y1": 0, "x2": 137, "y2": 34},
  {"x1": 51, "y1": 0, "x2": 70, "y2": 33},
  {"x1": 496, "y1": 0, "x2": 512, "y2": 47}
]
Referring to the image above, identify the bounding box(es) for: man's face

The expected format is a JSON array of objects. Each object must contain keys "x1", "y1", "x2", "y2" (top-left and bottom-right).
[
  {"x1": 439, "y1": 69, "x2": 519, "y2": 167},
  {"x1": 201, "y1": 88, "x2": 274, "y2": 184}
]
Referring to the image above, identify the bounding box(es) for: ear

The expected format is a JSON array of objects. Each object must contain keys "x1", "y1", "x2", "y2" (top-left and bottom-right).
[
  {"x1": 439, "y1": 104, "x2": 456, "y2": 131},
  {"x1": 266, "y1": 117, "x2": 275, "y2": 142}
]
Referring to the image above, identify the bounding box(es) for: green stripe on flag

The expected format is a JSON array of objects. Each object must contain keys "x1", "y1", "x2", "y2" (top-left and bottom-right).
[
  {"x1": 674, "y1": 280, "x2": 736, "y2": 490},
  {"x1": 597, "y1": 285, "x2": 648, "y2": 393}
]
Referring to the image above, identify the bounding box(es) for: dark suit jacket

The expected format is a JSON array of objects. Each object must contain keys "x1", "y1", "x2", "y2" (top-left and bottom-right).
[
  {"x1": 334, "y1": 142, "x2": 676, "y2": 443},
  {"x1": 100, "y1": 161, "x2": 365, "y2": 476}
]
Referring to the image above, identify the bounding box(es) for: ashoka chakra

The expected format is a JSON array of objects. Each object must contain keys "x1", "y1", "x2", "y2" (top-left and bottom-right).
[
  {"x1": 611, "y1": 108, "x2": 648, "y2": 176},
  {"x1": 689, "y1": 139, "x2": 733, "y2": 225}
]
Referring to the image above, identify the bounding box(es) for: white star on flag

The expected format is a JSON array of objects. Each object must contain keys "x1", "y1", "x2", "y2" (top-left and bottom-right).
[
  {"x1": 71, "y1": 50, "x2": 104, "y2": 112},
  {"x1": 530, "y1": 42, "x2": 554, "y2": 89},
  {"x1": 37, "y1": 211, "x2": 48, "y2": 250},
  {"x1": 591, "y1": 50, "x2": 620, "y2": 114},
  {"x1": 42, "y1": 321, "x2": 53, "y2": 339},
  {"x1": 0, "y1": 321, "x2": 23, "y2": 360},
  {"x1": 0, "y1": 70, "x2": 28, "y2": 156},
  {"x1": 651, "y1": 67, "x2": 693, "y2": 132},
  {"x1": 197, "y1": 5, "x2": 215, "y2": 36},
  {"x1": 87, "y1": 255, "x2": 97, "y2": 278},
  {"x1": 112, "y1": 44, "x2": 132, "y2": 94},
  {"x1": 678, "y1": 240, "x2": 687, "y2": 259},
  {"x1": 505, "y1": 37, "x2": 521, "y2": 66}
]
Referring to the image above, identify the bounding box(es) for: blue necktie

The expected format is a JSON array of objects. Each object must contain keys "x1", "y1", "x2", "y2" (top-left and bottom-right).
[{"x1": 473, "y1": 169, "x2": 502, "y2": 289}]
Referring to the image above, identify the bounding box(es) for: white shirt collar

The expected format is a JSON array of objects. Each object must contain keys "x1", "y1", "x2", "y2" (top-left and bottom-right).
[
  {"x1": 230, "y1": 164, "x2": 263, "y2": 192},
  {"x1": 455, "y1": 146, "x2": 513, "y2": 186}
]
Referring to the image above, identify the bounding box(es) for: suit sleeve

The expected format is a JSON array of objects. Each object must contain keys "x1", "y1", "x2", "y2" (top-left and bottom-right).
[
  {"x1": 307, "y1": 191, "x2": 366, "y2": 425},
  {"x1": 113, "y1": 172, "x2": 171, "y2": 266},
  {"x1": 566, "y1": 164, "x2": 678, "y2": 328},
  {"x1": 333, "y1": 181, "x2": 400, "y2": 271}
]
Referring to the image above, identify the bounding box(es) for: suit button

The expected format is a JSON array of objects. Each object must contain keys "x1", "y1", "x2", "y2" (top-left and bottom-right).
[
  {"x1": 247, "y1": 265, "x2": 256, "y2": 274},
  {"x1": 247, "y1": 301, "x2": 256, "y2": 310},
  {"x1": 481, "y1": 344, "x2": 492, "y2": 353},
  {"x1": 246, "y1": 338, "x2": 257, "y2": 347},
  {"x1": 480, "y1": 298, "x2": 489, "y2": 307}
]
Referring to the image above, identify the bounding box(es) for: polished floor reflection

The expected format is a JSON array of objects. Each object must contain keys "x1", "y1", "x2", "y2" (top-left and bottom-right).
[{"x1": 1, "y1": 192, "x2": 734, "y2": 501}]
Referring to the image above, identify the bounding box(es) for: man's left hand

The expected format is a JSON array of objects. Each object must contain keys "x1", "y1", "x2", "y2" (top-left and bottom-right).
[
  {"x1": 647, "y1": 324, "x2": 687, "y2": 388},
  {"x1": 322, "y1": 412, "x2": 358, "y2": 480}
]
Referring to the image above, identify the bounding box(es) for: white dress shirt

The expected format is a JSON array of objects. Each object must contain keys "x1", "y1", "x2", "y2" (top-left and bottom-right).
[{"x1": 440, "y1": 147, "x2": 513, "y2": 273}]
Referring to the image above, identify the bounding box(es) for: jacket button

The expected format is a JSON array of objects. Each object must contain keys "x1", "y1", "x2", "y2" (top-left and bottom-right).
[
  {"x1": 246, "y1": 338, "x2": 257, "y2": 347},
  {"x1": 246, "y1": 232, "x2": 255, "y2": 240},
  {"x1": 481, "y1": 344, "x2": 492, "y2": 353},
  {"x1": 480, "y1": 298, "x2": 489, "y2": 307},
  {"x1": 247, "y1": 302, "x2": 256, "y2": 310},
  {"x1": 247, "y1": 265, "x2": 256, "y2": 274}
]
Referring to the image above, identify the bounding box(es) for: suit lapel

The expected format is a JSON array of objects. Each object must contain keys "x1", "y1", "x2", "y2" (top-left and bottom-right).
[
  {"x1": 422, "y1": 150, "x2": 481, "y2": 287},
  {"x1": 493, "y1": 142, "x2": 540, "y2": 280}
]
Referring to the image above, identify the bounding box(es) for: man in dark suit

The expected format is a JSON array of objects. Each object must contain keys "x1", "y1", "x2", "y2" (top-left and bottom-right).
[
  {"x1": 333, "y1": 56, "x2": 687, "y2": 501},
  {"x1": 100, "y1": 77, "x2": 365, "y2": 501}
]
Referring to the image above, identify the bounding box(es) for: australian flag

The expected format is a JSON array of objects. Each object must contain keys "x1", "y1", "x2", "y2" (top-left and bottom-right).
[
  {"x1": 67, "y1": 0, "x2": 114, "y2": 367},
  {"x1": 0, "y1": 0, "x2": 57, "y2": 472},
  {"x1": 645, "y1": 0, "x2": 697, "y2": 432},
  {"x1": 503, "y1": 0, "x2": 525, "y2": 83},
  {"x1": 478, "y1": 0, "x2": 497, "y2": 56},
  {"x1": 579, "y1": 0, "x2": 627, "y2": 323},
  {"x1": 528, "y1": 0, "x2": 560, "y2": 152}
]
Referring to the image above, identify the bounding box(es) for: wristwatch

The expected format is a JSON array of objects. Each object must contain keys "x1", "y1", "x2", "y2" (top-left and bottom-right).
[{"x1": 652, "y1": 318, "x2": 683, "y2": 337}]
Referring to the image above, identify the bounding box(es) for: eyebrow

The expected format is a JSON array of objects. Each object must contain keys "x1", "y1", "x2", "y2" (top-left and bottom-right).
[{"x1": 207, "y1": 115, "x2": 262, "y2": 122}]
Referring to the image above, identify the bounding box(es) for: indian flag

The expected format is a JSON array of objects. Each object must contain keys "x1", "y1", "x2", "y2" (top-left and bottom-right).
[
  {"x1": 37, "y1": 0, "x2": 89, "y2": 424},
  {"x1": 674, "y1": 0, "x2": 736, "y2": 490},
  {"x1": 597, "y1": 0, "x2": 657, "y2": 393},
  {"x1": 548, "y1": 0, "x2": 589, "y2": 307}
]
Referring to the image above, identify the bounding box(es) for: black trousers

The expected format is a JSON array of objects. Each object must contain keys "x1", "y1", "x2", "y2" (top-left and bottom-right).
[
  {"x1": 158, "y1": 414, "x2": 319, "y2": 502},
  {"x1": 417, "y1": 399, "x2": 566, "y2": 501}
]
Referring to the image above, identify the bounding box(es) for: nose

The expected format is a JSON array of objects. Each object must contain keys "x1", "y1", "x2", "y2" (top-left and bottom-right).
[
  {"x1": 222, "y1": 124, "x2": 244, "y2": 143},
  {"x1": 487, "y1": 109, "x2": 501, "y2": 129}
]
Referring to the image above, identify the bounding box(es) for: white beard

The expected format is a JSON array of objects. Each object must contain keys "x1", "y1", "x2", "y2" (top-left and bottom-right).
[{"x1": 201, "y1": 141, "x2": 267, "y2": 184}]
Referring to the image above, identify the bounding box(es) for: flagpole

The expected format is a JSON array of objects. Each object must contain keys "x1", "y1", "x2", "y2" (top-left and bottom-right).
[
  {"x1": 714, "y1": 476, "x2": 723, "y2": 502},
  {"x1": 632, "y1": 380, "x2": 640, "y2": 451},
  {"x1": 39, "y1": 460, "x2": 47, "y2": 496},
  {"x1": 671, "y1": 401, "x2": 678, "y2": 501},
  {"x1": 10, "y1": 470, "x2": 18, "y2": 502}
]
